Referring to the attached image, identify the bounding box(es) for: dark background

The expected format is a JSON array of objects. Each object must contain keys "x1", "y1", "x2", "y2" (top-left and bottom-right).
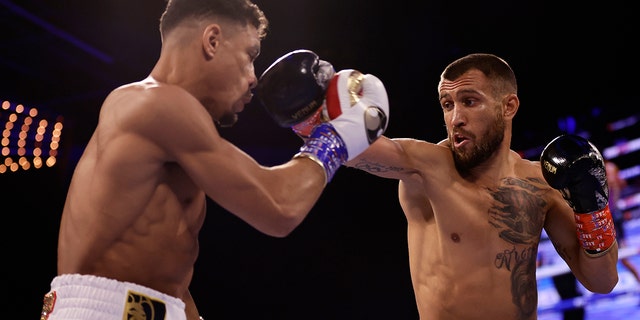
[{"x1": 1, "y1": 0, "x2": 637, "y2": 319}]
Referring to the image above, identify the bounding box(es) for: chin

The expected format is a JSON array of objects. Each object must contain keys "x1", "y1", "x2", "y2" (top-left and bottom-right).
[{"x1": 217, "y1": 113, "x2": 238, "y2": 128}]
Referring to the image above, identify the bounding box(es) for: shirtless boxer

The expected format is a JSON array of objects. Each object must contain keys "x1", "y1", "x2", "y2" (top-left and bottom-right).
[
  {"x1": 258, "y1": 52, "x2": 619, "y2": 319},
  {"x1": 352, "y1": 53, "x2": 618, "y2": 319},
  {"x1": 41, "y1": 1, "x2": 389, "y2": 319}
]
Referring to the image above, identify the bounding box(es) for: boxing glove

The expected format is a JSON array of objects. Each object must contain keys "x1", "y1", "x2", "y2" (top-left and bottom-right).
[
  {"x1": 294, "y1": 69, "x2": 389, "y2": 183},
  {"x1": 323, "y1": 69, "x2": 389, "y2": 160},
  {"x1": 255, "y1": 49, "x2": 335, "y2": 129},
  {"x1": 292, "y1": 69, "x2": 389, "y2": 143},
  {"x1": 540, "y1": 134, "x2": 616, "y2": 256}
]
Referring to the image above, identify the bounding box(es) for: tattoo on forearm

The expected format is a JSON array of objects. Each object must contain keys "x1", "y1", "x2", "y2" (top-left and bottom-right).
[
  {"x1": 352, "y1": 159, "x2": 405, "y2": 174},
  {"x1": 552, "y1": 242, "x2": 572, "y2": 261}
]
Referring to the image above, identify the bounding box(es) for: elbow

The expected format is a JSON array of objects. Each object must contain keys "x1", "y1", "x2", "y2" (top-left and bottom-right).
[
  {"x1": 260, "y1": 212, "x2": 305, "y2": 238},
  {"x1": 265, "y1": 223, "x2": 296, "y2": 238},
  {"x1": 580, "y1": 269, "x2": 619, "y2": 294},
  {"x1": 249, "y1": 198, "x2": 311, "y2": 237},
  {"x1": 591, "y1": 274, "x2": 619, "y2": 294},
  {"x1": 590, "y1": 247, "x2": 621, "y2": 293}
]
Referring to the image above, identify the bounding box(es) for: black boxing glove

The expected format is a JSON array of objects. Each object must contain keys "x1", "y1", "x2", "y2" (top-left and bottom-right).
[
  {"x1": 256, "y1": 49, "x2": 334, "y2": 133},
  {"x1": 540, "y1": 134, "x2": 616, "y2": 256}
]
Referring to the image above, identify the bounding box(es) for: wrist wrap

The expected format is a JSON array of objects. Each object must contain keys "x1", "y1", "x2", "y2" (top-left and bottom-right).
[
  {"x1": 294, "y1": 123, "x2": 348, "y2": 184},
  {"x1": 574, "y1": 204, "x2": 617, "y2": 257},
  {"x1": 292, "y1": 107, "x2": 325, "y2": 139}
]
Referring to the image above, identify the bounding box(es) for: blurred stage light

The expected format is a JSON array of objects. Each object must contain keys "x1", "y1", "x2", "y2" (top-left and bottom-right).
[{"x1": 0, "y1": 99, "x2": 63, "y2": 174}]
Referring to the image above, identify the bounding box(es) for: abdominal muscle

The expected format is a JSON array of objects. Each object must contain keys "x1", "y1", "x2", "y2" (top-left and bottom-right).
[
  {"x1": 408, "y1": 223, "x2": 538, "y2": 320},
  {"x1": 57, "y1": 155, "x2": 206, "y2": 299},
  {"x1": 403, "y1": 191, "x2": 540, "y2": 320}
]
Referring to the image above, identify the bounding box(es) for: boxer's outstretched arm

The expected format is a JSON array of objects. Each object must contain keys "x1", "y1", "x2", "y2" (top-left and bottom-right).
[
  {"x1": 161, "y1": 53, "x2": 388, "y2": 237},
  {"x1": 345, "y1": 136, "x2": 451, "y2": 182},
  {"x1": 126, "y1": 83, "x2": 326, "y2": 237}
]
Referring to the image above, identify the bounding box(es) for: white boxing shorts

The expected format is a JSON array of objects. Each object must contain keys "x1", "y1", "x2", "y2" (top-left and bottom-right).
[{"x1": 41, "y1": 274, "x2": 187, "y2": 320}]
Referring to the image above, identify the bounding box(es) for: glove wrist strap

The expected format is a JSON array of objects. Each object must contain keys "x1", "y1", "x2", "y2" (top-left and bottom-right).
[
  {"x1": 574, "y1": 204, "x2": 617, "y2": 256},
  {"x1": 294, "y1": 123, "x2": 348, "y2": 183},
  {"x1": 291, "y1": 108, "x2": 326, "y2": 139}
]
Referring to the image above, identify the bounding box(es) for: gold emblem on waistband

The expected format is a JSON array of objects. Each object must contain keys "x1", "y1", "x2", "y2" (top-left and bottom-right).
[
  {"x1": 41, "y1": 291, "x2": 56, "y2": 320},
  {"x1": 123, "y1": 290, "x2": 167, "y2": 320}
]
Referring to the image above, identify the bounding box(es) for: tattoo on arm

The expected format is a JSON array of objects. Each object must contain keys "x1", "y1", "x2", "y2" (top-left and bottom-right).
[
  {"x1": 351, "y1": 158, "x2": 405, "y2": 174},
  {"x1": 551, "y1": 241, "x2": 573, "y2": 261}
]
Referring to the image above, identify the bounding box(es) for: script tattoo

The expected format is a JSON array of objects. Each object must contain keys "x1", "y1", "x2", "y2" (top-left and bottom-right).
[
  {"x1": 494, "y1": 246, "x2": 537, "y2": 272},
  {"x1": 488, "y1": 177, "x2": 547, "y2": 319},
  {"x1": 352, "y1": 158, "x2": 405, "y2": 174}
]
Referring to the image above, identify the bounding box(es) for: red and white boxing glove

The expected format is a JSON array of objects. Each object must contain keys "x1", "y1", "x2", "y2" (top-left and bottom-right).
[
  {"x1": 295, "y1": 69, "x2": 389, "y2": 182},
  {"x1": 324, "y1": 69, "x2": 388, "y2": 160}
]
